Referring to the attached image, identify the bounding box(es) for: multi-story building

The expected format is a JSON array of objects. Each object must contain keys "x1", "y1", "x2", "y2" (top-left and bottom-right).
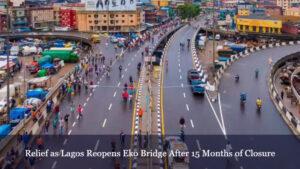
[
  {"x1": 151, "y1": 0, "x2": 169, "y2": 8},
  {"x1": 236, "y1": 14, "x2": 282, "y2": 34},
  {"x1": 76, "y1": 9, "x2": 143, "y2": 32},
  {"x1": 10, "y1": 7, "x2": 28, "y2": 31},
  {"x1": 29, "y1": 6, "x2": 55, "y2": 30},
  {"x1": 276, "y1": 0, "x2": 300, "y2": 10},
  {"x1": 53, "y1": 5, "x2": 60, "y2": 26},
  {"x1": 222, "y1": 0, "x2": 238, "y2": 8},
  {"x1": 264, "y1": 5, "x2": 282, "y2": 16},
  {"x1": 284, "y1": 7, "x2": 300, "y2": 16},
  {"x1": 238, "y1": 8, "x2": 250, "y2": 16}
]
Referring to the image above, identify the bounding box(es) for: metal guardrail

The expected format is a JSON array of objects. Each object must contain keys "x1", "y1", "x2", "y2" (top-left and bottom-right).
[
  {"x1": 269, "y1": 52, "x2": 300, "y2": 136},
  {"x1": 291, "y1": 67, "x2": 300, "y2": 102}
]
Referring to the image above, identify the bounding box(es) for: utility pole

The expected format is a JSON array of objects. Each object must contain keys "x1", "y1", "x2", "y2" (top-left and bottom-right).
[
  {"x1": 6, "y1": 0, "x2": 10, "y2": 122},
  {"x1": 212, "y1": 0, "x2": 216, "y2": 76}
]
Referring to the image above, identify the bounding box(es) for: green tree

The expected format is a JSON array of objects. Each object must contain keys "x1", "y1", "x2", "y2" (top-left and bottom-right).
[{"x1": 177, "y1": 4, "x2": 201, "y2": 20}]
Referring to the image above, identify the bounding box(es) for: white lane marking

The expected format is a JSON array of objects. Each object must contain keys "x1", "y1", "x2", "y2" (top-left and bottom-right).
[
  {"x1": 179, "y1": 63, "x2": 181, "y2": 67},
  {"x1": 128, "y1": 63, "x2": 130, "y2": 66},
  {"x1": 94, "y1": 139, "x2": 100, "y2": 151},
  {"x1": 51, "y1": 161, "x2": 57, "y2": 169},
  {"x1": 89, "y1": 93, "x2": 92, "y2": 97},
  {"x1": 240, "y1": 166, "x2": 244, "y2": 169},
  {"x1": 102, "y1": 118, "x2": 107, "y2": 128},
  {"x1": 117, "y1": 82, "x2": 121, "y2": 87},
  {"x1": 180, "y1": 75, "x2": 182, "y2": 79},
  {"x1": 113, "y1": 91, "x2": 117, "y2": 97},
  {"x1": 179, "y1": 69, "x2": 181, "y2": 73},
  {"x1": 183, "y1": 92, "x2": 186, "y2": 98},
  {"x1": 108, "y1": 103, "x2": 112, "y2": 110},
  {"x1": 190, "y1": 119, "x2": 194, "y2": 128},
  {"x1": 83, "y1": 103, "x2": 87, "y2": 107},
  {"x1": 196, "y1": 139, "x2": 201, "y2": 150},
  {"x1": 72, "y1": 122, "x2": 76, "y2": 127},
  {"x1": 121, "y1": 75, "x2": 124, "y2": 79},
  {"x1": 125, "y1": 68, "x2": 127, "y2": 72},
  {"x1": 181, "y1": 83, "x2": 184, "y2": 88},
  {"x1": 68, "y1": 130, "x2": 72, "y2": 135},
  {"x1": 205, "y1": 92, "x2": 227, "y2": 136},
  {"x1": 218, "y1": 93, "x2": 226, "y2": 133},
  {"x1": 63, "y1": 139, "x2": 68, "y2": 146},
  {"x1": 76, "y1": 115, "x2": 79, "y2": 119},
  {"x1": 186, "y1": 104, "x2": 190, "y2": 111},
  {"x1": 87, "y1": 97, "x2": 90, "y2": 102}
]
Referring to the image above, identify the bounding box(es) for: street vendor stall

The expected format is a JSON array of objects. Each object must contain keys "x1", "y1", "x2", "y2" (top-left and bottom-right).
[{"x1": 27, "y1": 76, "x2": 50, "y2": 89}]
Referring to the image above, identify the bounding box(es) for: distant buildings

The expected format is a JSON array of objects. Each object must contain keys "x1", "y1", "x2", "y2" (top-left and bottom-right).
[
  {"x1": 276, "y1": 0, "x2": 300, "y2": 10},
  {"x1": 236, "y1": 14, "x2": 282, "y2": 34},
  {"x1": 29, "y1": 6, "x2": 55, "y2": 30}
]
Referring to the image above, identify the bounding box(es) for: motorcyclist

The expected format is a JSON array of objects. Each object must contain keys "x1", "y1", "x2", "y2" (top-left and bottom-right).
[
  {"x1": 124, "y1": 83, "x2": 128, "y2": 91},
  {"x1": 137, "y1": 62, "x2": 141, "y2": 72},
  {"x1": 119, "y1": 65, "x2": 122, "y2": 73},
  {"x1": 240, "y1": 92, "x2": 247, "y2": 102},
  {"x1": 234, "y1": 74, "x2": 239, "y2": 82},
  {"x1": 256, "y1": 97, "x2": 262, "y2": 108},
  {"x1": 255, "y1": 68, "x2": 259, "y2": 78}
]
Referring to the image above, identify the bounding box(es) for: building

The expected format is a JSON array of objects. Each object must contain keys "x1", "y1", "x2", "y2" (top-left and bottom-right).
[
  {"x1": 282, "y1": 22, "x2": 300, "y2": 34},
  {"x1": 222, "y1": 0, "x2": 238, "y2": 8},
  {"x1": 29, "y1": 6, "x2": 55, "y2": 30},
  {"x1": 151, "y1": 0, "x2": 169, "y2": 7},
  {"x1": 264, "y1": 5, "x2": 282, "y2": 16},
  {"x1": 59, "y1": 9, "x2": 77, "y2": 29},
  {"x1": 10, "y1": 7, "x2": 28, "y2": 31},
  {"x1": 236, "y1": 14, "x2": 282, "y2": 34},
  {"x1": 276, "y1": 0, "x2": 300, "y2": 10},
  {"x1": 284, "y1": 7, "x2": 300, "y2": 16},
  {"x1": 76, "y1": 9, "x2": 143, "y2": 32},
  {"x1": 238, "y1": 8, "x2": 250, "y2": 16}
]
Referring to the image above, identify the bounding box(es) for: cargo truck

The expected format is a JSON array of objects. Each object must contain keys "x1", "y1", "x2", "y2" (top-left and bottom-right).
[{"x1": 42, "y1": 50, "x2": 79, "y2": 62}]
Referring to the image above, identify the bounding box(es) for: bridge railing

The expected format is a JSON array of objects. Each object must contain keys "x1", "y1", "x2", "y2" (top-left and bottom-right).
[
  {"x1": 291, "y1": 67, "x2": 300, "y2": 102},
  {"x1": 269, "y1": 52, "x2": 300, "y2": 137}
]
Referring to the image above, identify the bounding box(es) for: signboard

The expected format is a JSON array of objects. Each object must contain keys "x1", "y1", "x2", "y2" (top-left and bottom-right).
[{"x1": 85, "y1": 0, "x2": 137, "y2": 11}]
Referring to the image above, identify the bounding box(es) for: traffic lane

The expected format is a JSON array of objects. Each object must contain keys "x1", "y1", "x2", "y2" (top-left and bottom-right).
[
  {"x1": 219, "y1": 44, "x2": 300, "y2": 135},
  {"x1": 164, "y1": 25, "x2": 222, "y2": 135}
]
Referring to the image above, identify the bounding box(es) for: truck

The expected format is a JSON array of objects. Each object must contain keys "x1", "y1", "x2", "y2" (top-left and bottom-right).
[
  {"x1": 165, "y1": 136, "x2": 189, "y2": 169},
  {"x1": 42, "y1": 50, "x2": 79, "y2": 63},
  {"x1": 91, "y1": 34, "x2": 100, "y2": 43}
]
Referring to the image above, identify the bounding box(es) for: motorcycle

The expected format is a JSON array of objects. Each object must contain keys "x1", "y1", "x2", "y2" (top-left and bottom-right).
[{"x1": 235, "y1": 75, "x2": 239, "y2": 83}]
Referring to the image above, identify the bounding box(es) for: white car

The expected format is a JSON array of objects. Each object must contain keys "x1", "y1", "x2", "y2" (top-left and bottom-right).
[{"x1": 165, "y1": 136, "x2": 189, "y2": 169}]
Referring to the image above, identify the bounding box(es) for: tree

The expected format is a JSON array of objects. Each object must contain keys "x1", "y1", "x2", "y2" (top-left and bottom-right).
[{"x1": 177, "y1": 4, "x2": 201, "y2": 20}]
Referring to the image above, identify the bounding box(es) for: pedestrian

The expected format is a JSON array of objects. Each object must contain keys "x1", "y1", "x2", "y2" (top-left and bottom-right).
[
  {"x1": 52, "y1": 117, "x2": 58, "y2": 135},
  {"x1": 281, "y1": 90, "x2": 284, "y2": 100},
  {"x1": 59, "y1": 117, "x2": 64, "y2": 135},
  {"x1": 36, "y1": 136, "x2": 44, "y2": 150},
  {"x1": 111, "y1": 141, "x2": 116, "y2": 152},
  {"x1": 77, "y1": 104, "x2": 83, "y2": 118},
  {"x1": 120, "y1": 131, "x2": 125, "y2": 147},
  {"x1": 64, "y1": 114, "x2": 69, "y2": 132},
  {"x1": 44, "y1": 119, "x2": 50, "y2": 134},
  {"x1": 70, "y1": 102, "x2": 75, "y2": 114}
]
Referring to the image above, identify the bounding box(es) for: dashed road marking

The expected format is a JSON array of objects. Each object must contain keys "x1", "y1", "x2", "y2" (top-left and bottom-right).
[
  {"x1": 113, "y1": 91, "x2": 117, "y2": 97},
  {"x1": 190, "y1": 119, "x2": 194, "y2": 128},
  {"x1": 179, "y1": 69, "x2": 181, "y2": 73},
  {"x1": 68, "y1": 130, "x2": 72, "y2": 135},
  {"x1": 102, "y1": 118, "x2": 107, "y2": 128},
  {"x1": 121, "y1": 75, "x2": 124, "y2": 79},
  {"x1": 117, "y1": 82, "x2": 121, "y2": 87},
  {"x1": 108, "y1": 103, "x2": 112, "y2": 110},
  {"x1": 83, "y1": 103, "x2": 87, "y2": 107},
  {"x1": 181, "y1": 83, "x2": 184, "y2": 88},
  {"x1": 51, "y1": 161, "x2": 57, "y2": 169},
  {"x1": 72, "y1": 122, "x2": 76, "y2": 127},
  {"x1": 186, "y1": 104, "x2": 190, "y2": 111},
  {"x1": 125, "y1": 68, "x2": 128, "y2": 72},
  {"x1": 87, "y1": 97, "x2": 90, "y2": 102},
  {"x1": 180, "y1": 75, "x2": 182, "y2": 79},
  {"x1": 179, "y1": 63, "x2": 181, "y2": 67},
  {"x1": 63, "y1": 139, "x2": 68, "y2": 146},
  {"x1": 76, "y1": 115, "x2": 79, "y2": 119},
  {"x1": 196, "y1": 139, "x2": 201, "y2": 150},
  {"x1": 94, "y1": 139, "x2": 100, "y2": 151},
  {"x1": 183, "y1": 92, "x2": 186, "y2": 98}
]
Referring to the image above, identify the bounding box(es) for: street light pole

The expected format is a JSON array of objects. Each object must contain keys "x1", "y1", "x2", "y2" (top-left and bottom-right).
[
  {"x1": 212, "y1": 0, "x2": 216, "y2": 76},
  {"x1": 6, "y1": 0, "x2": 10, "y2": 122}
]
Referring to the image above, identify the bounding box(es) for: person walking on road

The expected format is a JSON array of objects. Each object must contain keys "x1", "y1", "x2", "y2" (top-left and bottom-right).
[
  {"x1": 77, "y1": 104, "x2": 83, "y2": 118},
  {"x1": 44, "y1": 119, "x2": 50, "y2": 134},
  {"x1": 59, "y1": 117, "x2": 64, "y2": 135},
  {"x1": 64, "y1": 114, "x2": 70, "y2": 133}
]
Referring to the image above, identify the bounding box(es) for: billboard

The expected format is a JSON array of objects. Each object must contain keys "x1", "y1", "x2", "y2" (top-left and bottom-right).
[{"x1": 85, "y1": 0, "x2": 137, "y2": 11}]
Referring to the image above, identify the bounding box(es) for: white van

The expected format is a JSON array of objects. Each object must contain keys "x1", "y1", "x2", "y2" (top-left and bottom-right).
[{"x1": 10, "y1": 46, "x2": 19, "y2": 56}]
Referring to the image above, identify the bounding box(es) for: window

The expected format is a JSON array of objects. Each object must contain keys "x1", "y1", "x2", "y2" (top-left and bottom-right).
[
  {"x1": 122, "y1": 15, "x2": 125, "y2": 17},
  {"x1": 116, "y1": 20, "x2": 119, "y2": 23},
  {"x1": 89, "y1": 21, "x2": 92, "y2": 24},
  {"x1": 122, "y1": 20, "x2": 125, "y2": 23},
  {"x1": 94, "y1": 14, "x2": 98, "y2": 18},
  {"x1": 88, "y1": 15, "x2": 91, "y2": 18},
  {"x1": 130, "y1": 15, "x2": 133, "y2": 17},
  {"x1": 90, "y1": 26, "x2": 93, "y2": 30},
  {"x1": 130, "y1": 20, "x2": 133, "y2": 23},
  {"x1": 104, "y1": 21, "x2": 107, "y2": 23},
  {"x1": 110, "y1": 14, "x2": 114, "y2": 18},
  {"x1": 116, "y1": 15, "x2": 118, "y2": 17},
  {"x1": 110, "y1": 20, "x2": 114, "y2": 24},
  {"x1": 104, "y1": 15, "x2": 106, "y2": 17},
  {"x1": 94, "y1": 20, "x2": 98, "y2": 24}
]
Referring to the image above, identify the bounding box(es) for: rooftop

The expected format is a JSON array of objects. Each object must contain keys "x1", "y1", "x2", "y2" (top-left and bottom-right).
[{"x1": 238, "y1": 14, "x2": 279, "y2": 21}]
